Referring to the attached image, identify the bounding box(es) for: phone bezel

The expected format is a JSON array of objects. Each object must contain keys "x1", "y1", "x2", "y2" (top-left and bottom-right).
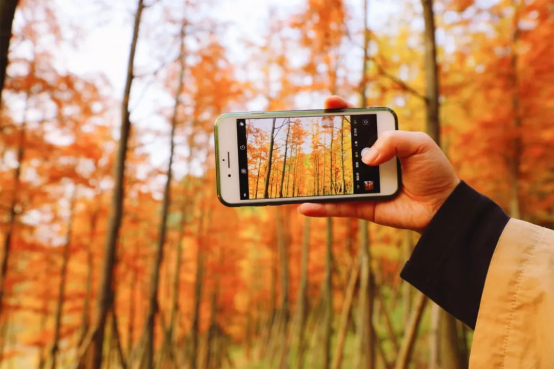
[{"x1": 214, "y1": 108, "x2": 401, "y2": 207}]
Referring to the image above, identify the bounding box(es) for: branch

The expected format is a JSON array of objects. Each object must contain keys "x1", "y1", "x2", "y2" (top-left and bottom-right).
[{"x1": 371, "y1": 57, "x2": 427, "y2": 102}]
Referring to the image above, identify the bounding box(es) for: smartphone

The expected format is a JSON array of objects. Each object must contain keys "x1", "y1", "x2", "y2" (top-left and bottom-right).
[{"x1": 214, "y1": 108, "x2": 401, "y2": 207}]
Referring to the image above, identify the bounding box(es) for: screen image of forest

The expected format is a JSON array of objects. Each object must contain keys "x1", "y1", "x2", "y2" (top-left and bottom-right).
[{"x1": 242, "y1": 116, "x2": 354, "y2": 199}]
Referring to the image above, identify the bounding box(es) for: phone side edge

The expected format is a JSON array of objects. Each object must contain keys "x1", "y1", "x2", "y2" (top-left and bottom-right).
[{"x1": 214, "y1": 114, "x2": 240, "y2": 207}]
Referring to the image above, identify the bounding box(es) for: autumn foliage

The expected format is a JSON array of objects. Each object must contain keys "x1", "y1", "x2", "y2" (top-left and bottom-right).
[{"x1": 0, "y1": 0, "x2": 553, "y2": 368}]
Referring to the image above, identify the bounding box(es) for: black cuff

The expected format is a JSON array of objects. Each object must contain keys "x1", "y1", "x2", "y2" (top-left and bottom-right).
[{"x1": 400, "y1": 181, "x2": 510, "y2": 329}]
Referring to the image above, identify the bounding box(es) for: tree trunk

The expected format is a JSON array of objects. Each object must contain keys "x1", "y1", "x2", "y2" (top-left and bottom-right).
[
  {"x1": 276, "y1": 208, "x2": 289, "y2": 368},
  {"x1": 139, "y1": 19, "x2": 186, "y2": 370},
  {"x1": 359, "y1": 0, "x2": 370, "y2": 108},
  {"x1": 332, "y1": 257, "x2": 360, "y2": 369},
  {"x1": 509, "y1": 0, "x2": 522, "y2": 219},
  {"x1": 340, "y1": 117, "x2": 346, "y2": 194},
  {"x1": 190, "y1": 207, "x2": 207, "y2": 369},
  {"x1": 80, "y1": 207, "x2": 99, "y2": 346},
  {"x1": 293, "y1": 217, "x2": 309, "y2": 368},
  {"x1": 0, "y1": 97, "x2": 27, "y2": 320},
  {"x1": 254, "y1": 156, "x2": 262, "y2": 199},
  {"x1": 355, "y1": 220, "x2": 375, "y2": 369},
  {"x1": 395, "y1": 293, "x2": 427, "y2": 369},
  {"x1": 321, "y1": 218, "x2": 333, "y2": 368},
  {"x1": 421, "y1": 0, "x2": 440, "y2": 145},
  {"x1": 76, "y1": 0, "x2": 145, "y2": 367},
  {"x1": 420, "y1": 1, "x2": 464, "y2": 367},
  {"x1": 0, "y1": 0, "x2": 18, "y2": 107},
  {"x1": 263, "y1": 118, "x2": 277, "y2": 198},
  {"x1": 329, "y1": 126, "x2": 334, "y2": 194},
  {"x1": 278, "y1": 119, "x2": 291, "y2": 198},
  {"x1": 50, "y1": 190, "x2": 77, "y2": 368}
]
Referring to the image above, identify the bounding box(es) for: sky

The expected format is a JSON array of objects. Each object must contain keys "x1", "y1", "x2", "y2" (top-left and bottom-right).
[{"x1": 46, "y1": 0, "x2": 398, "y2": 183}]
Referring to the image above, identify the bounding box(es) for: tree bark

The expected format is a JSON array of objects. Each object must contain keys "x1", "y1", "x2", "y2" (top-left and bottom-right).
[
  {"x1": 0, "y1": 95, "x2": 27, "y2": 321},
  {"x1": 421, "y1": 0, "x2": 440, "y2": 145},
  {"x1": 395, "y1": 293, "x2": 427, "y2": 369},
  {"x1": 508, "y1": 0, "x2": 522, "y2": 219},
  {"x1": 76, "y1": 0, "x2": 145, "y2": 367},
  {"x1": 355, "y1": 220, "x2": 375, "y2": 369},
  {"x1": 0, "y1": 0, "x2": 18, "y2": 108},
  {"x1": 276, "y1": 208, "x2": 289, "y2": 368},
  {"x1": 340, "y1": 117, "x2": 346, "y2": 194},
  {"x1": 293, "y1": 217, "x2": 309, "y2": 368},
  {"x1": 139, "y1": 19, "x2": 186, "y2": 369},
  {"x1": 332, "y1": 257, "x2": 359, "y2": 369},
  {"x1": 80, "y1": 206, "x2": 99, "y2": 346},
  {"x1": 321, "y1": 218, "x2": 333, "y2": 368},
  {"x1": 50, "y1": 190, "x2": 77, "y2": 369},
  {"x1": 278, "y1": 119, "x2": 291, "y2": 198},
  {"x1": 263, "y1": 118, "x2": 277, "y2": 198},
  {"x1": 190, "y1": 206, "x2": 207, "y2": 369},
  {"x1": 359, "y1": 0, "x2": 370, "y2": 108},
  {"x1": 420, "y1": 1, "x2": 463, "y2": 367}
]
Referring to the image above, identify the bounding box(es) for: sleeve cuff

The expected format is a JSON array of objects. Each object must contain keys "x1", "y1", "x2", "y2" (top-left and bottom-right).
[{"x1": 400, "y1": 181, "x2": 510, "y2": 329}]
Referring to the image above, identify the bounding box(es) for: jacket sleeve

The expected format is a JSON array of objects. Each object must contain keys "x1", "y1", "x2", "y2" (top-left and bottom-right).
[{"x1": 470, "y1": 219, "x2": 554, "y2": 368}]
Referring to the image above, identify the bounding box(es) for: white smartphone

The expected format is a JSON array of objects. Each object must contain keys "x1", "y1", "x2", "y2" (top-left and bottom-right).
[{"x1": 214, "y1": 108, "x2": 401, "y2": 207}]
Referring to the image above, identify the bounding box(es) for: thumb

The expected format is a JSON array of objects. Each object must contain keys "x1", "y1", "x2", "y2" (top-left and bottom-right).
[{"x1": 362, "y1": 131, "x2": 433, "y2": 165}]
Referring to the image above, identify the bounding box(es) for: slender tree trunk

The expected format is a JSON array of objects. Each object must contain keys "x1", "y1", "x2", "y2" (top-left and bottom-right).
[
  {"x1": 80, "y1": 207, "x2": 99, "y2": 346},
  {"x1": 276, "y1": 208, "x2": 289, "y2": 368},
  {"x1": 322, "y1": 136, "x2": 326, "y2": 195},
  {"x1": 263, "y1": 118, "x2": 277, "y2": 198},
  {"x1": 279, "y1": 120, "x2": 291, "y2": 198},
  {"x1": 340, "y1": 117, "x2": 346, "y2": 194},
  {"x1": 420, "y1": 1, "x2": 463, "y2": 367},
  {"x1": 293, "y1": 218, "x2": 309, "y2": 368},
  {"x1": 76, "y1": 1, "x2": 145, "y2": 367},
  {"x1": 360, "y1": 0, "x2": 370, "y2": 107},
  {"x1": 190, "y1": 207, "x2": 207, "y2": 369},
  {"x1": 509, "y1": 0, "x2": 522, "y2": 219},
  {"x1": 421, "y1": 0, "x2": 440, "y2": 145},
  {"x1": 329, "y1": 126, "x2": 334, "y2": 194},
  {"x1": 50, "y1": 190, "x2": 77, "y2": 368},
  {"x1": 0, "y1": 96, "x2": 28, "y2": 321},
  {"x1": 0, "y1": 0, "x2": 18, "y2": 108},
  {"x1": 395, "y1": 293, "x2": 427, "y2": 369},
  {"x1": 332, "y1": 257, "x2": 360, "y2": 369},
  {"x1": 139, "y1": 20, "x2": 186, "y2": 370},
  {"x1": 321, "y1": 218, "x2": 333, "y2": 368},
  {"x1": 355, "y1": 220, "x2": 375, "y2": 369},
  {"x1": 254, "y1": 156, "x2": 262, "y2": 199}
]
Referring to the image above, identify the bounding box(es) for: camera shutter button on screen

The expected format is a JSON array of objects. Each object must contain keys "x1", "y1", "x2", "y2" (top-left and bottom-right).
[{"x1": 361, "y1": 147, "x2": 370, "y2": 161}]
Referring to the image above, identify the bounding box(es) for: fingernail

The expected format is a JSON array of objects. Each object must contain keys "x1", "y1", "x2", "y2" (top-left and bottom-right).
[{"x1": 362, "y1": 147, "x2": 379, "y2": 164}]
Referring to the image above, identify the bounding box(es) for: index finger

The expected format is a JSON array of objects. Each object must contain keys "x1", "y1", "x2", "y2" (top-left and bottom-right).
[{"x1": 324, "y1": 95, "x2": 356, "y2": 109}]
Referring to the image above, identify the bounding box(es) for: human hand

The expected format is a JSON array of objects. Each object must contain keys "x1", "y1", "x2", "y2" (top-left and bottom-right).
[{"x1": 297, "y1": 96, "x2": 460, "y2": 232}]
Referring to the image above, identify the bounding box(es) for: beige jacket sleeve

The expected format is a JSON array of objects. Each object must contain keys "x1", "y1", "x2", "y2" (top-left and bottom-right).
[{"x1": 470, "y1": 219, "x2": 554, "y2": 368}]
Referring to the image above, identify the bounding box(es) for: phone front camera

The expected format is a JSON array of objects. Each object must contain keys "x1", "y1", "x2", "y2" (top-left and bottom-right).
[{"x1": 228, "y1": 174, "x2": 231, "y2": 177}]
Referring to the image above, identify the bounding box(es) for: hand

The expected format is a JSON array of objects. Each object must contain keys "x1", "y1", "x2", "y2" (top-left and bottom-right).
[{"x1": 297, "y1": 96, "x2": 460, "y2": 232}]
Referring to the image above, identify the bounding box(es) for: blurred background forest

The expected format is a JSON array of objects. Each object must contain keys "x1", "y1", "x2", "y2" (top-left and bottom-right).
[{"x1": 0, "y1": 0, "x2": 553, "y2": 368}]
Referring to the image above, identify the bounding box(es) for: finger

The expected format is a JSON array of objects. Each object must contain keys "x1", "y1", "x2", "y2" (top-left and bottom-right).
[
  {"x1": 362, "y1": 130, "x2": 433, "y2": 166},
  {"x1": 297, "y1": 201, "x2": 375, "y2": 221},
  {"x1": 324, "y1": 95, "x2": 356, "y2": 110}
]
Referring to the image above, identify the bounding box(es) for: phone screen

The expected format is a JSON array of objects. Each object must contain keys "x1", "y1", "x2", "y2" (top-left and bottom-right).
[{"x1": 236, "y1": 114, "x2": 380, "y2": 200}]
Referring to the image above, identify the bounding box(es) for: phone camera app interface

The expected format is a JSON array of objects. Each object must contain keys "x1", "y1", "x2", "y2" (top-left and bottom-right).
[{"x1": 236, "y1": 115, "x2": 380, "y2": 200}]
